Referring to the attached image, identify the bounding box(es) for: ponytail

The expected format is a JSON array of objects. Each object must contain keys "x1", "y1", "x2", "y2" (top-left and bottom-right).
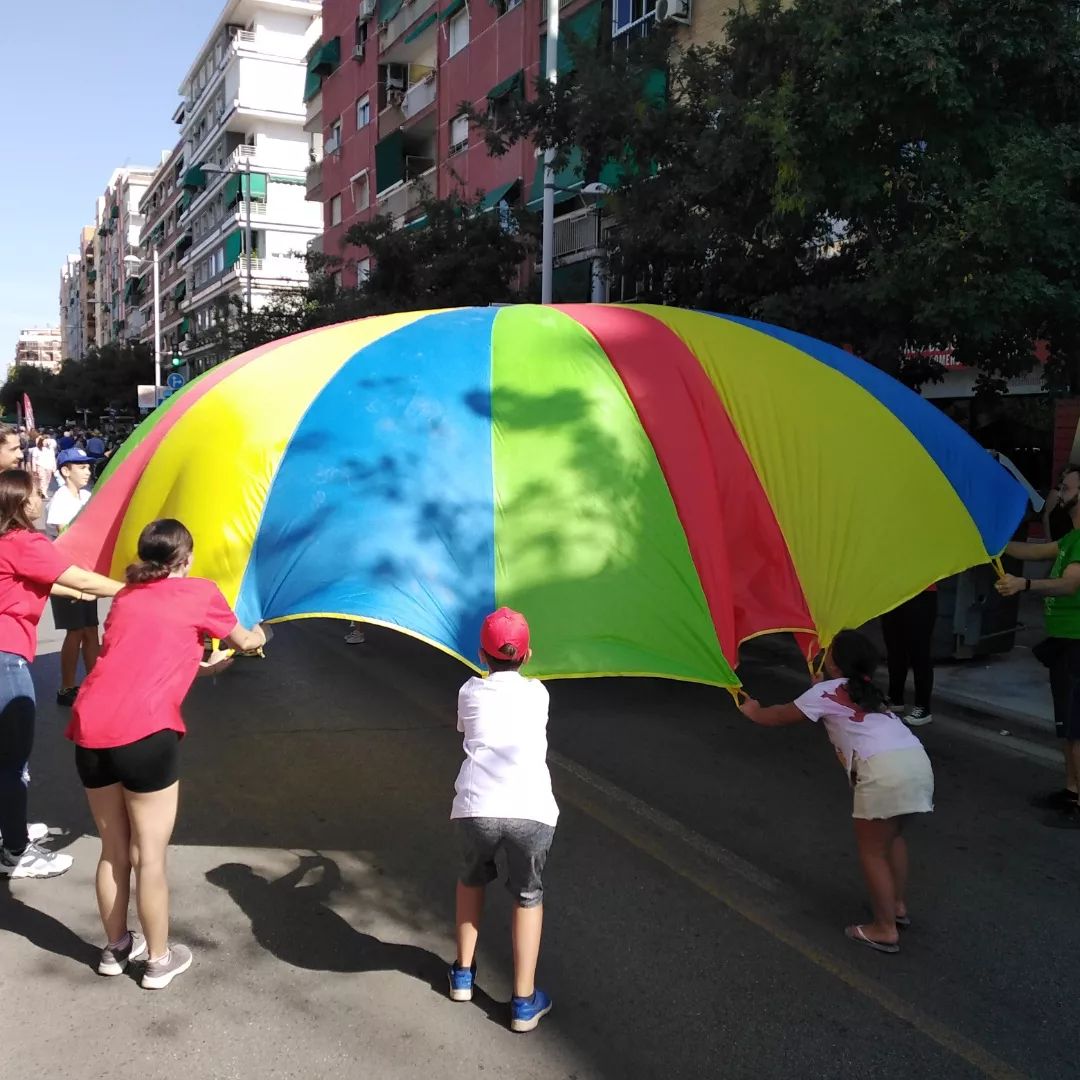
[
  {"x1": 830, "y1": 630, "x2": 887, "y2": 713},
  {"x1": 125, "y1": 518, "x2": 194, "y2": 585}
]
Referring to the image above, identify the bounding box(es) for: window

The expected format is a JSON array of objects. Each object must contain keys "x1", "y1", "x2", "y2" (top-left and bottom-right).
[
  {"x1": 492, "y1": 0, "x2": 523, "y2": 14},
  {"x1": 613, "y1": 0, "x2": 656, "y2": 40},
  {"x1": 332, "y1": 270, "x2": 343, "y2": 289},
  {"x1": 330, "y1": 194, "x2": 342, "y2": 226},
  {"x1": 356, "y1": 258, "x2": 370, "y2": 285},
  {"x1": 351, "y1": 170, "x2": 370, "y2": 211},
  {"x1": 356, "y1": 95, "x2": 371, "y2": 130},
  {"x1": 449, "y1": 115, "x2": 469, "y2": 155},
  {"x1": 448, "y1": 9, "x2": 469, "y2": 56},
  {"x1": 326, "y1": 117, "x2": 342, "y2": 154},
  {"x1": 355, "y1": 18, "x2": 369, "y2": 56}
]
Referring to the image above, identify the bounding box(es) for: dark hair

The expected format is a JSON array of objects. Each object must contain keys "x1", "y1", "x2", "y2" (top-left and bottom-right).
[
  {"x1": 829, "y1": 630, "x2": 887, "y2": 713},
  {"x1": 0, "y1": 423, "x2": 19, "y2": 444},
  {"x1": 0, "y1": 470, "x2": 37, "y2": 536},
  {"x1": 125, "y1": 519, "x2": 194, "y2": 584},
  {"x1": 481, "y1": 643, "x2": 525, "y2": 673}
]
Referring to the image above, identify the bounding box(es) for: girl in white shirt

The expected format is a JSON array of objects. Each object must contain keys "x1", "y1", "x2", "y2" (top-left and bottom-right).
[{"x1": 740, "y1": 629, "x2": 934, "y2": 955}]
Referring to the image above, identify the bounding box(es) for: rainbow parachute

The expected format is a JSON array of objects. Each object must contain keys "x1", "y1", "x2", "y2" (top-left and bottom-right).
[{"x1": 59, "y1": 305, "x2": 1027, "y2": 687}]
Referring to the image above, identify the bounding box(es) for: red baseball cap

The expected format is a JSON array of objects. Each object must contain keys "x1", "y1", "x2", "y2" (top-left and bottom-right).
[{"x1": 480, "y1": 607, "x2": 530, "y2": 660}]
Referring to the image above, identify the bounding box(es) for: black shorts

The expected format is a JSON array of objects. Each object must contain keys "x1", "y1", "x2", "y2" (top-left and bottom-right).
[
  {"x1": 75, "y1": 730, "x2": 181, "y2": 793},
  {"x1": 50, "y1": 596, "x2": 99, "y2": 632}
]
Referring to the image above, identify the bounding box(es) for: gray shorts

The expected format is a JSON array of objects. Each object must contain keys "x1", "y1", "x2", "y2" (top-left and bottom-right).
[{"x1": 453, "y1": 817, "x2": 555, "y2": 908}]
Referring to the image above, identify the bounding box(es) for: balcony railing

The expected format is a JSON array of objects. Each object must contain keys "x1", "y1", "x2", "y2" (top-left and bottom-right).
[
  {"x1": 229, "y1": 144, "x2": 257, "y2": 169},
  {"x1": 554, "y1": 211, "x2": 603, "y2": 259},
  {"x1": 379, "y1": 0, "x2": 436, "y2": 49},
  {"x1": 306, "y1": 158, "x2": 324, "y2": 198},
  {"x1": 377, "y1": 166, "x2": 436, "y2": 224},
  {"x1": 401, "y1": 74, "x2": 436, "y2": 120}
]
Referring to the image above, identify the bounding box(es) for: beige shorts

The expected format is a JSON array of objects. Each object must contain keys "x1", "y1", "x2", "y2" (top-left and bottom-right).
[{"x1": 851, "y1": 747, "x2": 934, "y2": 820}]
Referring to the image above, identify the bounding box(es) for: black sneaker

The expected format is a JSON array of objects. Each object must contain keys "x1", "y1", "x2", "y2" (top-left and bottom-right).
[
  {"x1": 56, "y1": 686, "x2": 78, "y2": 707},
  {"x1": 1044, "y1": 802, "x2": 1080, "y2": 829},
  {"x1": 1030, "y1": 788, "x2": 1077, "y2": 810}
]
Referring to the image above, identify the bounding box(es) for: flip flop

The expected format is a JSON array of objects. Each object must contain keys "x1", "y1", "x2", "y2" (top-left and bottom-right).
[{"x1": 845, "y1": 924, "x2": 900, "y2": 954}]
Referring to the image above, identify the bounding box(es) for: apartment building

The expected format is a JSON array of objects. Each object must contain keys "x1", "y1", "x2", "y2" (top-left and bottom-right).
[
  {"x1": 95, "y1": 167, "x2": 158, "y2": 348},
  {"x1": 59, "y1": 254, "x2": 83, "y2": 362},
  {"x1": 307, "y1": 0, "x2": 733, "y2": 296},
  {"x1": 135, "y1": 142, "x2": 189, "y2": 360},
  {"x1": 13, "y1": 328, "x2": 62, "y2": 374},
  {"x1": 81, "y1": 227, "x2": 98, "y2": 353},
  {"x1": 175, "y1": 0, "x2": 324, "y2": 370}
]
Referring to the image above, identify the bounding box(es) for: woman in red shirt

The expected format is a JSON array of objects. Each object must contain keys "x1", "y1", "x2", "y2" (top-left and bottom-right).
[
  {"x1": 0, "y1": 470, "x2": 123, "y2": 880},
  {"x1": 67, "y1": 518, "x2": 265, "y2": 989}
]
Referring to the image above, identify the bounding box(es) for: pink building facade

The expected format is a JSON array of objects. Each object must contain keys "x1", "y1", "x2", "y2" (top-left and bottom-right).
[{"x1": 308, "y1": 0, "x2": 600, "y2": 290}]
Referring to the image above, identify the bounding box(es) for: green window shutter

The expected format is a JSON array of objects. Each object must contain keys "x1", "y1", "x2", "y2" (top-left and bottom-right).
[
  {"x1": 179, "y1": 318, "x2": 191, "y2": 335},
  {"x1": 311, "y1": 37, "x2": 341, "y2": 75},
  {"x1": 177, "y1": 232, "x2": 193, "y2": 254},
  {"x1": 223, "y1": 229, "x2": 244, "y2": 267},
  {"x1": 479, "y1": 178, "x2": 520, "y2": 212},
  {"x1": 439, "y1": 0, "x2": 465, "y2": 20},
  {"x1": 179, "y1": 190, "x2": 193, "y2": 213},
  {"x1": 526, "y1": 147, "x2": 585, "y2": 209},
  {"x1": 303, "y1": 71, "x2": 322, "y2": 102},
  {"x1": 540, "y1": 0, "x2": 601, "y2": 77},
  {"x1": 403, "y1": 215, "x2": 427, "y2": 232},
  {"x1": 379, "y1": 0, "x2": 405, "y2": 21},
  {"x1": 224, "y1": 174, "x2": 241, "y2": 207},
  {"x1": 487, "y1": 70, "x2": 524, "y2": 102},
  {"x1": 183, "y1": 166, "x2": 207, "y2": 190},
  {"x1": 375, "y1": 130, "x2": 405, "y2": 192},
  {"x1": 87, "y1": 269, "x2": 97, "y2": 282},
  {"x1": 110, "y1": 205, "x2": 120, "y2": 219},
  {"x1": 244, "y1": 172, "x2": 268, "y2": 202},
  {"x1": 172, "y1": 281, "x2": 187, "y2": 301}
]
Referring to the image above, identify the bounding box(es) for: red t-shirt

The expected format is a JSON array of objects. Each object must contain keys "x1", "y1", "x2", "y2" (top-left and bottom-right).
[
  {"x1": 67, "y1": 577, "x2": 239, "y2": 749},
  {"x1": 0, "y1": 529, "x2": 73, "y2": 661}
]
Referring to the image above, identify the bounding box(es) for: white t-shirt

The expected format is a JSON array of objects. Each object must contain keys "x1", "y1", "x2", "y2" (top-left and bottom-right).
[
  {"x1": 46, "y1": 486, "x2": 90, "y2": 530},
  {"x1": 795, "y1": 678, "x2": 922, "y2": 771},
  {"x1": 451, "y1": 671, "x2": 559, "y2": 826}
]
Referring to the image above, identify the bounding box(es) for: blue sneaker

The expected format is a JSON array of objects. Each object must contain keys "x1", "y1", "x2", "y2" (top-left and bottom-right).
[
  {"x1": 510, "y1": 988, "x2": 552, "y2": 1032},
  {"x1": 448, "y1": 961, "x2": 475, "y2": 1002}
]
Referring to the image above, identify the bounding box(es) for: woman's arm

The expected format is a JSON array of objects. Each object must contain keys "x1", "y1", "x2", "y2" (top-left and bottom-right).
[
  {"x1": 739, "y1": 699, "x2": 807, "y2": 727},
  {"x1": 54, "y1": 566, "x2": 124, "y2": 599},
  {"x1": 222, "y1": 622, "x2": 267, "y2": 654}
]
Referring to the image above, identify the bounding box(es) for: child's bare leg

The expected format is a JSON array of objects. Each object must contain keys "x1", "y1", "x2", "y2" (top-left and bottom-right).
[
  {"x1": 851, "y1": 818, "x2": 901, "y2": 944},
  {"x1": 888, "y1": 821, "x2": 909, "y2": 919},
  {"x1": 59, "y1": 631, "x2": 80, "y2": 689},
  {"x1": 455, "y1": 882, "x2": 484, "y2": 968},
  {"x1": 81, "y1": 628, "x2": 101, "y2": 674},
  {"x1": 511, "y1": 902, "x2": 543, "y2": 998}
]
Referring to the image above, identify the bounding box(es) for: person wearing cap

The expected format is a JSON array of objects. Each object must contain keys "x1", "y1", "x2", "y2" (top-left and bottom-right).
[
  {"x1": 46, "y1": 448, "x2": 103, "y2": 706},
  {"x1": 448, "y1": 607, "x2": 557, "y2": 1033}
]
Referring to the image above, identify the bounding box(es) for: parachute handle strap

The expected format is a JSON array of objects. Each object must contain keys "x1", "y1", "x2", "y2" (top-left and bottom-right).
[{"x1": 991, "y1": 556, "x2": 1006, "y2": 580}]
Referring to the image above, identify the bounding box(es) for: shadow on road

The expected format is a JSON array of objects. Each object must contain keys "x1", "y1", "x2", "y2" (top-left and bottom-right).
[
  {"x1": 206, "y1": 853, "x2": 505, "y2": 1025},
  {"x1": 0, "y1": 877, "x2": 97, "y2": 971}
]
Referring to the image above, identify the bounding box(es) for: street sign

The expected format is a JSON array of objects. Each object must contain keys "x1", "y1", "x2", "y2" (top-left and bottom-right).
[
  {"x1": 167, "y1": 372, "x2": 186, "y2": 390},
  {"x1": 162, "y1": 387, "x2": 175, "y2": 400}
]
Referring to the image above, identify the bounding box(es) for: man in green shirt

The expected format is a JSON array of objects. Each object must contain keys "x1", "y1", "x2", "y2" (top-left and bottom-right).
[{"x1": 997, "y1": 464, "x2": 1080, "y2": 827}]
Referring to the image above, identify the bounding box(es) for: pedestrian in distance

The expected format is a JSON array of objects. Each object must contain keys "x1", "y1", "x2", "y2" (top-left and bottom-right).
[
  {"x1": 740, "y1": 629, "x2": 934, "y2": 954},
  {"x1": 996, "y1": 463, "x2": 1080, "y2": 827},
  {"x1": 30, "y1": 435, "x2": 56, "y2": 499},
  {"x1": 0, "y1": 424, "x2": 25, "y2": 471},
  {"x1": 0, "y1": 469, "x2": 124, "y2": 879},
  {"x1": 448, "y1": 607, "x2": 557, "y2": 1032},
  {"x1": 66, "y1": 518, "x2": 266, "y2": 988},
  {"x1": 47, "y1": 448, "x2": 103, "y2": 707},
  {"x1": 880, "y1": 586, "x2": 938, "y2": 726}
]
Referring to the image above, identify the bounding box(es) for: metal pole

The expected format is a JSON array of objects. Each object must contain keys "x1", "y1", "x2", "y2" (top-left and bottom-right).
[
  {"x1": 152, "y1": 247, "x2": 161, "y2": 401},
  {"x1": 541, "y1": 0, "x2": 559, "y2": 304},
  {"x1": 245, "y1": 156, "x2": 253, "y2": 317}
]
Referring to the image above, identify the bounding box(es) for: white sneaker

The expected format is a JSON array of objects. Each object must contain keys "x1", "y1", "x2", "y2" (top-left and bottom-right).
[
  {"x1": 0, "y1": 823, "x2": 49, "y2": 847},
  {"x1": 344, "y1": 627, "x2": 366, "y2": 644},
  {"x1": 0, "y1": 842, "x2": 73, "y2": 879}
]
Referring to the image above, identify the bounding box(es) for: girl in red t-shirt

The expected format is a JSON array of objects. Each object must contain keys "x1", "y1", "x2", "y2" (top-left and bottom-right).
[
  {"x1": 69, "y1": 518, "x2": 265, "y2": 989},
  {"x1": 0, "y1": 470, "x2": 123, "y2": 881}
]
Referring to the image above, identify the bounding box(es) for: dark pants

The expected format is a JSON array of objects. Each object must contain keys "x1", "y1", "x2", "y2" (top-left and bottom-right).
[
  {"x1": 1047, "y1": 639, "x2": 1080, "y2": 740},
  {"x1": 0, "y1": 652, "x2": 36, "y2": 855},
  {"x1": 881, "y1": 591, "x2": 938, "y2": 711}
]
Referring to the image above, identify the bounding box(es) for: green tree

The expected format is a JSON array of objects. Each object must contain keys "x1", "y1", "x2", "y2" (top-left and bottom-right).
[{"x1": 478, "y1": 0, "x2": 1080, "y2": 388}]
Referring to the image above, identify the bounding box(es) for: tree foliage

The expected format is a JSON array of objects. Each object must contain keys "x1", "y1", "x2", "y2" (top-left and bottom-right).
[{"x1": 477, "y1": 0, "x2": 1080, "y2": 388}]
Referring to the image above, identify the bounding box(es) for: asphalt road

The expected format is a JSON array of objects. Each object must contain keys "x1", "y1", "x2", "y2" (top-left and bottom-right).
[{"x1": 2, "y1": 618, "x2": 1075, "y2": 1080}]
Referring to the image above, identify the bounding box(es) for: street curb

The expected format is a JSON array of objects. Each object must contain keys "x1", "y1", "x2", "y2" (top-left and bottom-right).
[{"x1": 740, "y1": 639, "x2": 1057, "y2": 744}]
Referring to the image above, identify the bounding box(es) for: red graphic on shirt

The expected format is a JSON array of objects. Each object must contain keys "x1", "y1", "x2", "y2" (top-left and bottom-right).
[{"x1": 822, "y1": 684, "x2": 867, "y2": 723}]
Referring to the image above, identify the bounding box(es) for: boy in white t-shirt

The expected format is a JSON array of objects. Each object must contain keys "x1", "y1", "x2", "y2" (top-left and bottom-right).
[
  {"x1": 448, "y1": 608, "x2": 557, "y2": 1033},
  {"x1": 46, "y1": 448, "x2": 101, "y2": 706}
]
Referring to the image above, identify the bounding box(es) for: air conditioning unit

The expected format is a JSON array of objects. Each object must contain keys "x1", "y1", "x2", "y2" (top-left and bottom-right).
[
  {"x1": 358, "y1": 0, "x2": 377, "y2": 18},
  {"x1": 353, "y1": 43, "x2": 365, "y2": 60},
  {"x1": 654, "y1": 0, "x2": 691, "y2": 24}
]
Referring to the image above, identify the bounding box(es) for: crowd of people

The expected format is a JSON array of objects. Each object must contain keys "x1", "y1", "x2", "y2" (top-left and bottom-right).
[{"x1": 1, "y1": 415, "x2": 1077, "y2": 1025}]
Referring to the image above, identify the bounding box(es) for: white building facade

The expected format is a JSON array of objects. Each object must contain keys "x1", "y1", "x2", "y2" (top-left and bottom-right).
[
  {"x1": 176, "y1": 0, "x2": 323, "y2": 370},
  {"x1": 59, "y1": 254, "x2": 84, "y2": 362},
  {"x1": 14, "y1": 328, "x2": 62, "y2": 374}
]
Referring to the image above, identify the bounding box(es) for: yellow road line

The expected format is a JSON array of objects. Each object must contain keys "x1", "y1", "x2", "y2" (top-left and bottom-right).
[{"x1": 550, "y1": 752, "x2": 1027, "y2": 1080}]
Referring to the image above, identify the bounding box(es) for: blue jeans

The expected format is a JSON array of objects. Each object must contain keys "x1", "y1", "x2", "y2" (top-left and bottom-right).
[{"x1": 0, "y1": 651, "x2": 36, "y2": 854}]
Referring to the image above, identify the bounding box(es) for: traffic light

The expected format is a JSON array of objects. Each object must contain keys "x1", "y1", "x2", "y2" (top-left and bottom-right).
[{"x1": 171, "y1": 355, "x2": 183, "y2": 368}]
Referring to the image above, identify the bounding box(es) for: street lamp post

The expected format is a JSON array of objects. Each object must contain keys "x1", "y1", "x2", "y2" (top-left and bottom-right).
[
  {"x1": 125, "y1": 248, "x2": 161, "y2": 403},
  {"x1": 541, "y1": 0, "x2": 559, "y2": 304}
]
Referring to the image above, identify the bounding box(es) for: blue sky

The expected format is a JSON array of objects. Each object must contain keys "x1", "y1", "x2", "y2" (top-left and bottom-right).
[{"x1": 0, "y1": 0, "x2": 225, "y2": 376}]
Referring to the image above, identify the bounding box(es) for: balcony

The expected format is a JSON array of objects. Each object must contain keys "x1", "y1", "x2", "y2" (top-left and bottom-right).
[
  {"x1": 554, "y1": 210, "x2": 602, "y2": 259},
  {"x1": 379, "y1": 0, "x2": 436, "y2": 50},
  {"x1": 376, "y1": 165, "x2": 436, "y2": 225},
  {"x1": 228, "y1": 143, "x2": 257, "y2": 170},
  {"x1": 401, "y1": 73, "x2": 436, "y2": 120},
  {"x1": 306, "y1": 158, "x2": 323, "y2": 201},
  {"x1": 304, "y1": 89, "x2": 323, "y2": 134}
]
